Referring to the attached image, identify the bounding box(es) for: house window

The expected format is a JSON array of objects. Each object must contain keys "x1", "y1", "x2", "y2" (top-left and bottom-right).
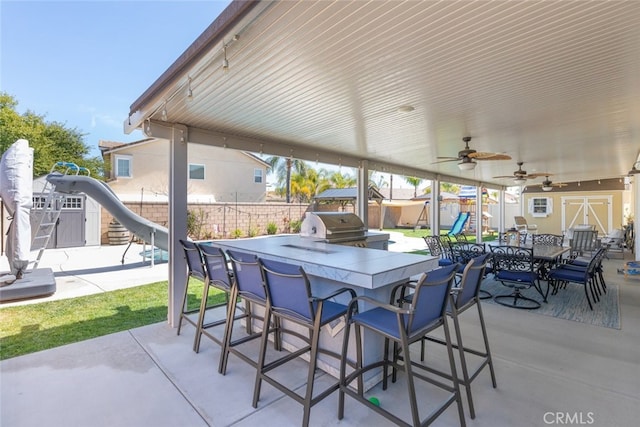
[
  {"x1": 189, "y1": 164, "x2": 205, "y2": 180},
  {"x1": 254, "y1": 169, "x2": 263, "y2": 183},
  {"x1": 115, "y1": 155, "x2": 132, "y2": 178},
  {"x1": 529, "y1": 197, "x2": 553, "y2": 217}
]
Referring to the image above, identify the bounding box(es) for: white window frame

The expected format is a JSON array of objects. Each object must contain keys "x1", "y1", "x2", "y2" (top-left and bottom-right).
[
  {"x1": 254, "y1": 168, "x2": 263, "y2": 184},
  {"x1": 189, "y1": 163, "x2": 205, "y2": 180},
  {"x1": 114, "y1": 155, "x2": 132, "y2": 178},
  {"x1": 529, "y1": 197, "x2": 553, "y2": 217}
]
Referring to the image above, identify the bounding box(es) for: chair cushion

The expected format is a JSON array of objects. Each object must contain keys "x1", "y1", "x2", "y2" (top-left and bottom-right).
[
  {"x1": 495, "y1": 270, "x2": 538, "y2": 284},
  {"x1": 317, "y1": 300, "x2": 349, "y2": 324},
  {"x1": 353, "y1": 307, "x2": 407, "y2": 339},
  {"x1": 548, "y1": 268, "x2": 586, "y2": 281},
  {"x1": 438, "y1": 258, "x2": 454, "y2": 266}
]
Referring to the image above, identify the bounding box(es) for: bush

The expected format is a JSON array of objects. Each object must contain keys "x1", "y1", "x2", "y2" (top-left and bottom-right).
[
  {"x1": 266, "y1": 221, "x2": 278, "y2": 235},
  {"x1": 232, "y1": 228, "x2": 243, "y2": 238},
  {"x1": 290, "y1": 219, "x2": 302, "y2": 233}
]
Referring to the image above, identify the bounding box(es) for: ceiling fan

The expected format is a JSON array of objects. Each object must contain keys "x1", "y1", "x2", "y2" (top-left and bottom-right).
[
  {"x1": 432, "y1": 136, "x2": 512, "y2": 171},
  {"x1": 532, "y1": 175, "x2": 568, "y2": 192},
  {"x1": 493, "y1": 162, "x2": 552, "y2": 185}
]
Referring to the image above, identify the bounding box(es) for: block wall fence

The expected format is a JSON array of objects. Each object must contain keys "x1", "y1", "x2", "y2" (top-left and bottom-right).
[{"x1": 99, "y1": 202, "x2": 357, "y2": 244}]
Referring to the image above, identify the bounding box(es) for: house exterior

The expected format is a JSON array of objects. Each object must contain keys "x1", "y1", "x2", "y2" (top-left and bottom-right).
[{"x1": 99, "y1": 138, "x2": 269, "y2": 203}]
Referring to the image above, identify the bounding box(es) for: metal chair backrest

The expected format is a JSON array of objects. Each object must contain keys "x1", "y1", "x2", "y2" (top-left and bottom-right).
[
  {"x1": 489, "y1": 245, "x2": 535, "y2": 272},
  {"x1": 451, "y1": 242, "x2": 486, "y2": 264},
  {"x1": 226, "y1": 249, "x2": 266, "y2": 300},
  {"x1": 198, "y1": 244, "x2": 233, "y2": 291},
  {"x1": 179, "y1": 239, "x2": 206, "y2": 281},
  {"x1": 408, "y1": 264, "x2": 458, "y2": 333},
  {"x1": 456, "y1": 253, "x2": 490, "y2": 309},
  {"x1": 571, "y1": 229, "x2": 599, "y2": 257},
  {"x1": 423, "y1": 236, "x2": 445, "y2": 258},
  {"x1": 437, "y1": 235, "x2": 455, "y2": 259},
  {"x1": 260, "y1": 258, "x2": 314, "y2": 322},
  {"x1": 532, "y1": 234, "x2": 564, "y2": 246}
]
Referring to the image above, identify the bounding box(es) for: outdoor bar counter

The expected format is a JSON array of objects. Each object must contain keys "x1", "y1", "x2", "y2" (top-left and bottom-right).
[{"x1": 210, "y1": 234, "x2": 438, "y2": 389}]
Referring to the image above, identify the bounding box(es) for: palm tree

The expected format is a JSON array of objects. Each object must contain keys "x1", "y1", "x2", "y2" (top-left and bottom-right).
[
  {"x1": 404, "y1": 176, "x2": 423, "y2": 198},
  {"x1": 265, "y1": 156, "x2": 308, "y2": 202},
  {"x1": 327, "y1": 170, "x2": 356, "y2": 188}
]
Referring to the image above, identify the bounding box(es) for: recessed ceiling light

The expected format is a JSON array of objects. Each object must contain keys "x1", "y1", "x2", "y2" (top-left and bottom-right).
[{"x1": 397, "y1": 105, "x2": 415, "y2": 113}]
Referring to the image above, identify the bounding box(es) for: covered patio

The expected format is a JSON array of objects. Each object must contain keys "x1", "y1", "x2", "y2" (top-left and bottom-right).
[{"x1": 2, "y1": 251, "x2": 639, "y2": 426}]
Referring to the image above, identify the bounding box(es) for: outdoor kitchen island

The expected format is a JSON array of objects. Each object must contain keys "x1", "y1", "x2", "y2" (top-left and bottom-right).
[{"x1": 210, "y1": 234, "x2": 438, "y2": 390}]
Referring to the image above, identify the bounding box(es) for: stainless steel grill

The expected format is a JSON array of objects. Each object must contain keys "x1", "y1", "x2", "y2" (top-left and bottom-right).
[{"x1": 300, "y1": 212, "x2": 367, "y2": 246}]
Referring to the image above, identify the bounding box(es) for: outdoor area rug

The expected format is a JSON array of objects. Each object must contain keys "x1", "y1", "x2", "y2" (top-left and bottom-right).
[{"x1": 481, "y1": 278, "x2": 620, "y2": 330}]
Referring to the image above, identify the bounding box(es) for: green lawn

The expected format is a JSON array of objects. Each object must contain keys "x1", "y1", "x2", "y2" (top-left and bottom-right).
[{"x1": 0, "y1": 279, "x2": 225, "y2": 360}]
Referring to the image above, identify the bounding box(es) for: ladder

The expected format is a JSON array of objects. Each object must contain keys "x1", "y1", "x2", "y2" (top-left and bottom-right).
[{"x1": 30, "y1": 162, "x2": 88, "y2": 269}]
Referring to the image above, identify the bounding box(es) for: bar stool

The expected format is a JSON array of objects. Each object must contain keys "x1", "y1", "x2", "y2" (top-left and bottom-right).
[
  {"x1": 338, "y1": 263, "x2": 466, "y2": 427},
  {"x1": 176, "y1": 240, "x2": 206, "y2": 350},
  {"x1": 254, "y1": 258, "x2": 356, "y2": 427},
  {"x1": 192, "y1": 243, "x2": 239, "y2": 353},
  {"x1": 218, "y1": 249, "x2": 275, "y2": 375},
  {"x1": 423, "y1": 254, "x2": 497, "y2": 419}
]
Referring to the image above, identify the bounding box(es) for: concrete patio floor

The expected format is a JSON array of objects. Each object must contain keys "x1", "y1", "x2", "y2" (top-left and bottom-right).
[{"x1": 1, "y1": 236, "x2": 639, "y2": 426}]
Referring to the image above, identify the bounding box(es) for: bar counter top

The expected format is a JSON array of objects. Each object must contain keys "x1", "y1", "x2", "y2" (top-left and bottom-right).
[{"x1": 209, "y1": 234, "x2": 437, "y2": 289}]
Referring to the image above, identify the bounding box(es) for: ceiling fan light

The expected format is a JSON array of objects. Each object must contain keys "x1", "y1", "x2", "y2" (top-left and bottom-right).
[
  {"x1": 542, "y1": 185, "x2": 553, "y2": 191},
  {"x1": 458, "y1": 160, "x2": 476, "y2": 171},
  {"x1": 628, "y1": 163, "x2": 640, "y2": 175},
  {"x1": 513, "y1": 177, "x2": 527, "y2": 185}
]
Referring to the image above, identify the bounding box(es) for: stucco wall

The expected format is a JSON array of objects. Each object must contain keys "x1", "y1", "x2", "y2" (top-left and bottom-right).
[{"x1": 106, "y1": 140, "x2": 267, "y2": 203}]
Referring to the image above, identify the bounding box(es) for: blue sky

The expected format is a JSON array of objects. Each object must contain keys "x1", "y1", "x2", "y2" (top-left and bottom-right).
[{"x1": 1, "y1": 1, "x2": 231, "y2": 157}]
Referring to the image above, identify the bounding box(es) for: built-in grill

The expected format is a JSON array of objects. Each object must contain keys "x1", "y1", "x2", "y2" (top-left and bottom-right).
[{"x1": 300, "y1": 212, "x2": 368, "y2": 247}]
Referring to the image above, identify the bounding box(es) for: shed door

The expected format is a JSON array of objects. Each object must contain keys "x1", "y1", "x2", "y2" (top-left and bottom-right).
[
  {"x1": 561, "y1": 196, "x2": 612, "y2": 235},
  {"x1": 55, "y1": 195, "x2": 86, "y2": 248}
]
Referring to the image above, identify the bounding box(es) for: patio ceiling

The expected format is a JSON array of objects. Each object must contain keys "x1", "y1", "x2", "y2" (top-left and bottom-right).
[{"x1": 125, "y1": 0, "x2": 640, "y2": 188}]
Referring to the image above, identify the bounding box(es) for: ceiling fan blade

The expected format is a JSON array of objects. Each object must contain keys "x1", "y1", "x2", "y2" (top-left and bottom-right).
[
  {"x1": 469, "y1": 152, "x2": 512, "y2": 161},
  {"x1": 492, "y1": 175, "x2": 517, "y2": 179},
  {"x1": 432, "y1": 157, "x2": 460, "y2": 164}
]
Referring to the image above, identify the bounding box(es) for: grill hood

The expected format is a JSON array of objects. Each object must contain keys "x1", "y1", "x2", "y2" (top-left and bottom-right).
[{"x1": 300, "y1": 212, "x2": 366, "y2": 242}]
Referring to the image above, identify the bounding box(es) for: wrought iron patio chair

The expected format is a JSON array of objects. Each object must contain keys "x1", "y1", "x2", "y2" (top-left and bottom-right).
[
  {"x1": 423, "y1": 235, "x2": 455, "y2": 267},
  {"x1": 489, "y1": 245, "x2": 544, "y2": 309},
  {"x1": 338, "y1": 264, "x2": 466, "y2": 427},
  {"x1": 253, "y1": 258, "x2": 356, "y2": 427},
  {"x1": 547, "y1": 247, "x2": 605, "y2": 310}
]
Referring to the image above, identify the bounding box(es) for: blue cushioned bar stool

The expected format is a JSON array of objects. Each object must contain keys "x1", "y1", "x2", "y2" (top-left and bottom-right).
[
  {"x1": 177, "y1": 239, "x2": 229, "y2": 352},
  {"x1": 338, "y1": 263, "x2": 466, "y2": 427},
  {"x1": 219, "y1": 249, "x2": 277, "y2": 375},
  {"x1": 423, "y1": 254, "x2": 497, "y2": 419},
  {"x1": 253, "y1": 258, "x2": 356, "y2": 427},
  {"x1": 192, "y1": 243, "x2": 241, "y2": 353}
]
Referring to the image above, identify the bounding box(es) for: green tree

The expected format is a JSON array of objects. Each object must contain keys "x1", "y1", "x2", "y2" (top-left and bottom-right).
[
  {"x1": 326, "y1": 170, "x2": 356, "y2": 188},
  {"x1": 404, "y1": 176, "x2": 423, "y2": 198},
  {"x1": 265, "y1": 156, "x2": 308, "y2": 203},
  {"x1": 0, "y1": 93, "x2": 105, "y2": 177}
]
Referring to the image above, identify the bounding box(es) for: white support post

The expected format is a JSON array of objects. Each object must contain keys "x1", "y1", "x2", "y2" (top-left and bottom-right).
[
  {"x1": 431, "y1": 178, "x2": 441, "y2": 236},
  {"x1": 168, "y1": 125, "x2": 189, "y2": 327},
  {"x1": 476, "y1": 186, "x2": 483, "y2": 242},
  {"x1": 357, "y1": 160, "x2": 369, "y2": 226}
]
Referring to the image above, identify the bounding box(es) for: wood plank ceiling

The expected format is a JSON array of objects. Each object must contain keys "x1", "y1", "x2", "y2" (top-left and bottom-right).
[{"x1": 127, "y1": 0, "x2": 640, "y2": 188}]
